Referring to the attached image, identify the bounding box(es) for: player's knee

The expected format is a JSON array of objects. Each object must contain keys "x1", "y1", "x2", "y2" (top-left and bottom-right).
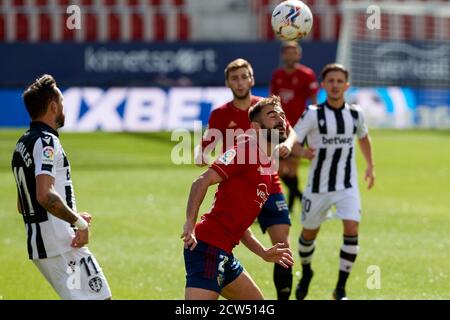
[
  {"x1": 301, "y1": 228, "x2": 319, "y2": 241},
  {"x1": 343, "y1": 220, "x2": 359, "y2": 235}
]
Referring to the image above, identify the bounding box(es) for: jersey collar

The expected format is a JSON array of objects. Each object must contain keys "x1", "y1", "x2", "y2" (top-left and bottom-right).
[
  {"x1": 30, "y1": 121, "x2": 59, "y2": 137},
  {"x1": 325, "y1": 101, "x2": 346, "y2": 112}
]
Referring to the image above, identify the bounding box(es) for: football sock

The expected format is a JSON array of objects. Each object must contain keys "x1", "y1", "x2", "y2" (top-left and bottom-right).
[
  {"x1": 274, "y1": 263, "x2": 292, "y2": 300},
  {"x1": 337, "y1": 234, "x2": 359, "y2": 289},
  {"x1": 298, "y1": 235, "x2": 315, "y2": 274}
]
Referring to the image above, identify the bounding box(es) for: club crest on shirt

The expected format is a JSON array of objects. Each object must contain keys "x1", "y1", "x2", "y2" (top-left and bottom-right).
[
  {"x1": 218, "y1": 149, "x2": 236, "y2": 165},
  {"x1": 42, "y1": 146, "x2": 54, "y2": 164},
  {"x1": 227, "y1": 121, "x2": 237, "y2": 128},
  {"x1": 89, "y1": 276, "x2": 103, "y2": 293}
]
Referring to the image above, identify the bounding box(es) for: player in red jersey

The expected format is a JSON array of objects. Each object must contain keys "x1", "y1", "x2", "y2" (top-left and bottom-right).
[
  {"x1": 182, "y1": 97, "x2": 294, "y2": 300},
  {"x1": 194, "y1": 59, "x2": 297, "y2": 300},
  {"x1": 270, "y1": 41, "x2": 319, "y2": 212}
]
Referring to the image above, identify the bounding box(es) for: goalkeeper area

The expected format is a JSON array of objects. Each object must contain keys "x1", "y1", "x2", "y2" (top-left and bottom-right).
[{"x1": 0, "y1": 129, "x2": 449, "y2": 300}]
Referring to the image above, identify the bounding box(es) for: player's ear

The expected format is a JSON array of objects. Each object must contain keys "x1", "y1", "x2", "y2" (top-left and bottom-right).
[
  {"x1": 48, "y1": 100, "x2": 58, "y2": 115},
  {"x1": 250, "y1": 75, "x2": 255, "y2": 87},
  {"x1": 344, "y1": 82, "x2": 350, "y2": 90}
]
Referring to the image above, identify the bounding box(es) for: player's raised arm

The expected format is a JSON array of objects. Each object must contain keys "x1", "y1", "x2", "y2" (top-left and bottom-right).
[
  {"x1": 277, "y1": 122, "x2": 296, "y2": 159},
  {"x1": 181, "y1": 168, "x2": 223, "y2": 250},
  {"x1": 240, "y1": 228, "x2": 294, "y2": 269}
]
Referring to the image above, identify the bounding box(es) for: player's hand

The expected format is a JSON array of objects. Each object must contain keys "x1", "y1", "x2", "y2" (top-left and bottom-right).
[
  {"x1": 277, "y1": 142, "x2": 292, "y2": 159},
  {"x1": 365, "y1": 165, "x2": 375, "y2": 190},
  {"x1": 262, "y1": 243, "x2": 294, "y2": 269},
  {"x1": 181, "y1": 221, "x2": 197, "y2": 251},
  {"x1": 71, "y1": 228, "x2": 89, "y2": 248},
  {"x1": 79, "y1": 212, "x2": 92, "y2": 224},
  {"x1": 301, "y1": 147, "x2": 316, "y2": 160}
]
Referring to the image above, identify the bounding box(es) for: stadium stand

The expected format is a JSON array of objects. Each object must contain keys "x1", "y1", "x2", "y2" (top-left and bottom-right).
[{"x1": 1, "y1": 0, "x2": 447, "y2": 42}]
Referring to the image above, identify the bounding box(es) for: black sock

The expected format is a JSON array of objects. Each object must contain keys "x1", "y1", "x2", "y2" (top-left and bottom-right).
[
  {"x1": 337, "y1": 234, "x2": 359, "y2": 289},
  {"x1": 302, "y1": 263, "x2": 312, "y2": 276},
  {"x1": 337, "y1": 270, "x2": 350, "y2": 289},
  {"x1": 274, "y1": 264, "x2": 293, "y2": 300}
]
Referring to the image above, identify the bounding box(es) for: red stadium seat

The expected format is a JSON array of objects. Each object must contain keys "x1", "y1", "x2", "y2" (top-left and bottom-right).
[
  {"x1": 177, "y1": 12, "x2": 189, "y2": 41},
  {"x1": 154, "y1": 13, "x2": 165, "y2": 40},
  {"x1": 104, "y1": 0, "x2": 116, "y2": 6},
  {"x1": 81, "y1": 0, "x2": 94, "y2": 6},
  {"x1": 0, "y1": 14, "x2": 4, "y2": 41},
  {"x1": 16, "y1": 13, "x2": 29, "y2": 41},
  {"x1": 35, "y1": 0, "x2": 48, "y2": 6},
  {"x1": 62, "y1": 12, "x2": 75, "y2": 41},
  {"x1": 58, "y1": 0, "x2": 70, "y2": 6},
  {"x1": 38, "y1": 13, "x2": 52, "y2": 41},
  {"x1": 85, "y1": 13, "x2": 98, "y2": 41},
  {"x1": 108, "y1": 13, "x2": 121, "y2": 41},
  {"x1": 12, "y1": 0, "x2": 25, "y2": 6},
  {"x1": 173, "y1": 0, "x2": 189, "y2": 40},
  {"x1": 131, "y1": 13, "x2": 144, "y2": 41}
]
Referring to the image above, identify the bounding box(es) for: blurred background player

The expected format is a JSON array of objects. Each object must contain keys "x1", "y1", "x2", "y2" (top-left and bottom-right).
[
  {"x1": 293, "y1": 64, "x2": 375, "y2": 300},
  {"x1": 11, "y1": 75, "x2": 112, "y2": 300},
  {"x1": 195, "y1": 58, "x2": 297, "y2": 300},
  {"x1": 270, "y1": 41, "x2": 319, "y2": 212},
  {"x1": 182, "y1": 98, "x2": 294, "y2": 300}
]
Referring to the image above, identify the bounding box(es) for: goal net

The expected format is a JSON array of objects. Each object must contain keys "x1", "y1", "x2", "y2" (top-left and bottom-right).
[
  {"x1": 337, "y1": 0, "x2": 450, "y2": 89},
  {"x1": 336, "y1": 0, "x2": 450, "y2": 128}
]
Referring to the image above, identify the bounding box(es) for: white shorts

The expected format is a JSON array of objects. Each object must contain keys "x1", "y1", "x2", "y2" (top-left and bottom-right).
[
  {"x1": 33, "y1": 247, "x2": 111, "y2": 300},
  {"x1": 301, "y1": 188, "x2": 361, "y2": 230}
]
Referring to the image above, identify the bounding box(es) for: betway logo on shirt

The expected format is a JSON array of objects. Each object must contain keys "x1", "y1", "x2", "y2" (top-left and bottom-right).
[{"x1": 322, "y1": 136, "x2": 353, "y2": 146}]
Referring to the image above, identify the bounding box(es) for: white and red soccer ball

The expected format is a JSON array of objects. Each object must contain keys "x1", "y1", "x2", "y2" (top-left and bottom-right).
[{"x1": 271, "y1": 0, "x2": 313, "y2": 41}]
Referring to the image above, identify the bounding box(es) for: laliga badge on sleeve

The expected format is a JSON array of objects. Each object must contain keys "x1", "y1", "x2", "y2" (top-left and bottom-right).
[{"x1": 218, "y1": 149, "x2": 237, "y2": 165}]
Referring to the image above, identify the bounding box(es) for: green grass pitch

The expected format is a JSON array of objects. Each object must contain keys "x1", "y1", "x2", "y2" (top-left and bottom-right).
[{"x1": 0, "y1": 129, "x2": 449, "y2": 300}]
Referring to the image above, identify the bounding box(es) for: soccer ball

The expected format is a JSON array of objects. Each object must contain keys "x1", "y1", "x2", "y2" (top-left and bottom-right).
[{"x1": 271, "y1": 0, "x2": 313, "y2": 41}]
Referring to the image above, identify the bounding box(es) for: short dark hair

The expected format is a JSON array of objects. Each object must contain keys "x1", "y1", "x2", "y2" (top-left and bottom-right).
[
  {"x1": 320, "y1": 63, "x2": 349, "y2": 81},
  {"x1": 249, "y1": 95, "x2": 281, "y2": 122},
  {"x1": 224, "y1": 58, "x2": 254, "y2": 80},
  {"x1": 22, "y1": 74, "x2": 58, "y2": 119}
]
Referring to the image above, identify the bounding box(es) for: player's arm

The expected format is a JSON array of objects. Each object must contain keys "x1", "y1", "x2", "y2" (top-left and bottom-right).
[
  {"x1": 240, "y1": 228, "x2": 294, "y2": 269},
  {"x1": 358, "y1": 134, "x2": 375, "y2": 190},
  {"x1": 293, "y1": 108, "x2": 316, "y2": 159},
  {"x1": 36, "y1": 174, "x2": 91, "y2": 247},
  {"x1": 277, "y1": 122, "x2": 297, "y2": 159},
  {"x1": 181, "y1": 168, "x2": 223, "y2": 250}
]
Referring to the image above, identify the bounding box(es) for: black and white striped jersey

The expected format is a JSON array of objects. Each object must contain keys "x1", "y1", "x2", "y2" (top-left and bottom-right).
[
  {"x1": 294, "y1": 102, "x2": 368, "y2": 194},
  {"x1": 11, "y1": 122, "x2": 77, "y2": 260}
]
